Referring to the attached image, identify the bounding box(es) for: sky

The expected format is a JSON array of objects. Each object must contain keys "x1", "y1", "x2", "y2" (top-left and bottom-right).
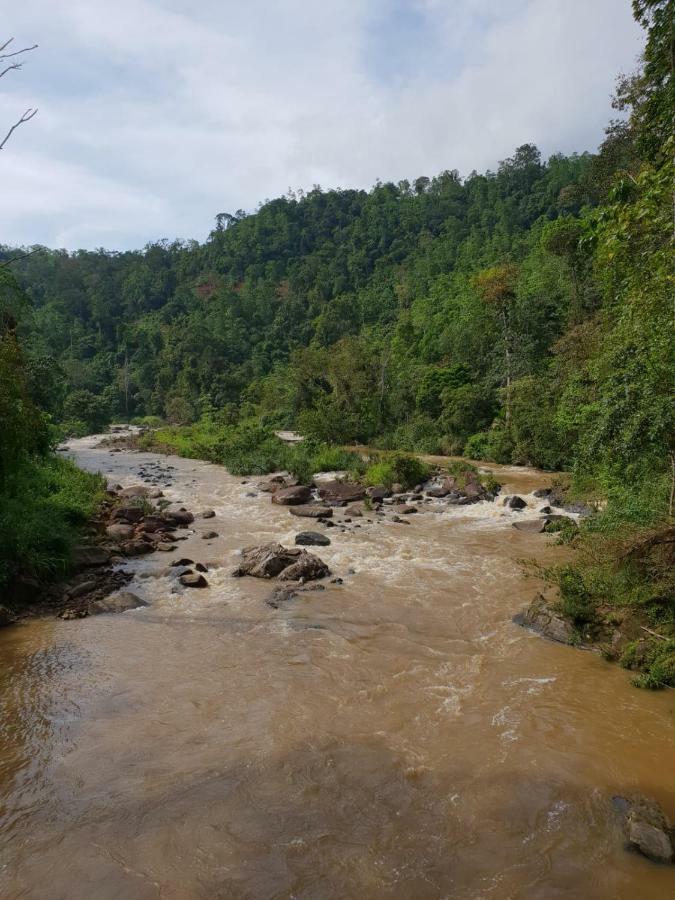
[{"x1": 1, "y1": 0, "x2": 642, "y2": 251}]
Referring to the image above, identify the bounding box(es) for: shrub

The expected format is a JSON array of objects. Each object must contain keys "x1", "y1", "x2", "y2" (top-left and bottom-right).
[{"x1": 365, "y1": 452, "x2": 430, "y2": 490}]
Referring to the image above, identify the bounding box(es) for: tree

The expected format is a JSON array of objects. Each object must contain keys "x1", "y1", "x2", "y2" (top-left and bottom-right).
[
  {"x1": 473, "y1": 263, "x2": 519, "y2": 424},
  {"x1": 0, "y1": 37, "x2": 38, "y2": 151}
]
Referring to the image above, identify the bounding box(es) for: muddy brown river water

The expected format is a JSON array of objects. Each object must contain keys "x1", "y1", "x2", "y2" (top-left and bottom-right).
[{"x1": 1, "y1": 438, "x2": 674, "y2": 899}]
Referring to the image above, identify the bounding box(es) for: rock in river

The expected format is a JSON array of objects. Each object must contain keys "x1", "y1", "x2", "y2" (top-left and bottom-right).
[
  {"x1": 295, "y1": 531, "x2": 331, "y2": 547},
  {"x1": 89, "y1": 591, "x2": 148, "y2": 615},
  {"x1": 232, "y1": 542, "x2": 330, "y2": 582},
  {"x1": 614, "y1": 795, "x2": 675, "y2": 864},
  {"x1": 513, "y1": 594, "x2": 576, "y2": 644},
  {"x1": 289, "y1": 505, "x2": 333, "y2": 519},
  {"x1": 317, "y1": 481, "x2": 366, "y2": 503},
  {"x1": 271, "y1": 485, "x2": 313, "y2": 506},
  {"x1": 180, "y1": 573, "x2": 209, "y2": 588}
]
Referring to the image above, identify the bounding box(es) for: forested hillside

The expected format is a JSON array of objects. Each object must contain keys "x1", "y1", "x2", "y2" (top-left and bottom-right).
[{"x1": 5, "y1": 144, "x2": 598, "y2": 466}]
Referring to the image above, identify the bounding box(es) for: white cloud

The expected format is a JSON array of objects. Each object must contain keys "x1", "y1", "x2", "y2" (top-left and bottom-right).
[{"x1": 1, "y1": 0, "x2": 642, "y2": 249}]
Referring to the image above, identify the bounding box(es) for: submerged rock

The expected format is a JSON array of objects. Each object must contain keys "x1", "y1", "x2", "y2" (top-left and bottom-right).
[{"x1": 89, "y1": 591, "x2": 147, "y2": 615}]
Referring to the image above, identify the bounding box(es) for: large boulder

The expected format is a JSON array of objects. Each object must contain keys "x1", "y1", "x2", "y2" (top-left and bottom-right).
[
  {"x1": 111, "y1": 506, "x2": 144, "y2": 523},
  {"x1": 317, "y1": 482, "x2": 366, "y2": 504},
  {"x1": 513, "y1": 595, "x2": 576, "y2": 644},
  {"x1": 512, "y1": 519, "x2": 547, "y2": 533},
  {"x1": 506, "y1": 495, "x2": 527, "y2": 510},
  {"x1": 463, "y1": 481, "x2": 486, "y2": 501},
  {"x1": 295, "y1": 532, "x2": 331, "y2": 547},
  {"x1": 289, "y1": 505, "x2": 333, "y2": 519},
  {"x1": 232, "y1": 542, "x2": 330, "y2": 582},
  {"x1": 71, "y1": 546, "x2": 111, "y2": 568},
  {"x1": 165, "y1": 509, "x2": 195, "y2": 526},
  {"x1": 119, "y1": 485, "x2": 150, "y2": 498},
  {"x1": 614, "y1": 795, "x2": 674, "y2": 864},
  {"x1": 106, "y1": 522, "x2": 135, "y2": 540},
  {"x1": 426, "y1": 476, "x2": 457, "y2": 498},
  {"x1": 365, "y1": 485, "x2": 389, "y2": 502},
  {"x1": 139, "y1": 515, "x2": 173, "y2": 533},
  {"x1": 89, "y1": 591, "x2": 148, "y2": 615},
  {"x1": 278, "y1": 552, "x2": 331, "y2": 582},
  {"x1": 271, "y1": 485, "x2": 313, "y2": 506},
  {"x1": 120, "y1": 540, "x2": 155, "y2": 556}
]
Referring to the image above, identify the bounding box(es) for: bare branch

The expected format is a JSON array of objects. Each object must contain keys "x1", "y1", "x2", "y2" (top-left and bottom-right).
[
  {"x1": 0, "y1": 247, "x2": 43, "y2": 268},
  {"x1": 0, "y1": 38, "x2": 38, "y2": 60},
  {"x1": 0, "y1": 62, "x2": 22, "y2": 79},
  {"x1": 0, "y1": 107, "x2": 38, "y2": 151}
]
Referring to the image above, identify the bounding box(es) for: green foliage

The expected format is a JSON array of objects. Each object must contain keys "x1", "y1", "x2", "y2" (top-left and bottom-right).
[
  {"x1": 364, "y1": 452, "x2": 430, "y2": 490},
  {"x1": 553, "y1": 565, "x2": 599, "y2": 624},
  {"x1": 621, "y1": 639, "x2": 675, "y2": 690},
  {"x1": 63, "y1": 389, "x2": 110, "y2": 434},
  {"x1": 0, "y1": 456, "x2": 105, "y2": 592}
]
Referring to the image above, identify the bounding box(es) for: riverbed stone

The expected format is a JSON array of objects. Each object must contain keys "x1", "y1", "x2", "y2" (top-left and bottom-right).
[
  {"x1": 120, "y1": 540, "x2": 154, "y2": 557},
  {"x1": 271, "y1": 485, "x2": 313, "y2": 505},
  {"x1": 289, "y1": 505, "x2": 333, "y2": 519},
  {"x1": 111, "y1": 505, "x2": 144, "y2": 523},
  {"x1": 180, "y1": 573, "x2": 209, "y2": 588},
  {"x1": 615, "y1": 795, "x2": 675, "y2": 864},
  {"x1": 106, "y1": 523, "x2": 135, "y2": 540},
  {"x1": 119, "y1": 485, "x2": 150, "y2": 498},
  {"x1": 166, "y1": 509, "x2": 195, "y2": 526},
  {"x1": 513, "y1": 595, "x2": 576, "y2": 644},
  {"x1": 71, "y1": 546, "x2": 111, "y2": 568},
  {"x1": 202, "y1": 530, "x2": 219, "y2": 539},
  {"x1": 317, "y1": 481, "x2": 366, "y2": 503},
  {"x1": 512, "y1": 519, "x2": 547, "y2": 533},
  {"x1": 506, "y1": 495, "x2": 528, "y2": 510},
  {"x1": 232, "y1": 542, "x2": 330, "y2": 582},
  {"x1": 295, "y1": 532, "x2": 331, "y2": 547},
  {"x1": 200, "y1": 509, "x2": 216, "y2": 518},
  {"x1": 89, "y1": 591, "x2": 148, "y2": 615}
]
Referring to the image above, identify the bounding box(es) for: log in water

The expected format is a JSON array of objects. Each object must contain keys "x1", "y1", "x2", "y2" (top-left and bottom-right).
[{"x1": 1, "y1": 437, "x2": 674, "y2": 898}]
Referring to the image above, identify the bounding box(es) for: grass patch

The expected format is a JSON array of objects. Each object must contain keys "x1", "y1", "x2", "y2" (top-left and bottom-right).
[{"x1": 0, "y1": 456, "x2": 105, "y2": 595}]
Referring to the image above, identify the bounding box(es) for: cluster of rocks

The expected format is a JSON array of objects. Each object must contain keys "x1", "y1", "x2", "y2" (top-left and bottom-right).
[
  {"x1": 105, "y1": 485, "x2": 196, "y2": 557},
  {"x1": 231, "y1": 542, "x2": 332, "y2": 610},
  {"x1": 252, "y1": 470, "x2": 499, "y2": 542}
]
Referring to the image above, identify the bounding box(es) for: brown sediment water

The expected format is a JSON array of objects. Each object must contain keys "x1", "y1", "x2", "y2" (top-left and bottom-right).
[{"x1": 1, "y1": 437, "x2": 674, "y2": 899}]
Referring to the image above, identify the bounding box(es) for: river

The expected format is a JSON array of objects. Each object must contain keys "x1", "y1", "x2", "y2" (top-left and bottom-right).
[{"x1": 1, "y1": 438, "x2": 674, "y2": 899}]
